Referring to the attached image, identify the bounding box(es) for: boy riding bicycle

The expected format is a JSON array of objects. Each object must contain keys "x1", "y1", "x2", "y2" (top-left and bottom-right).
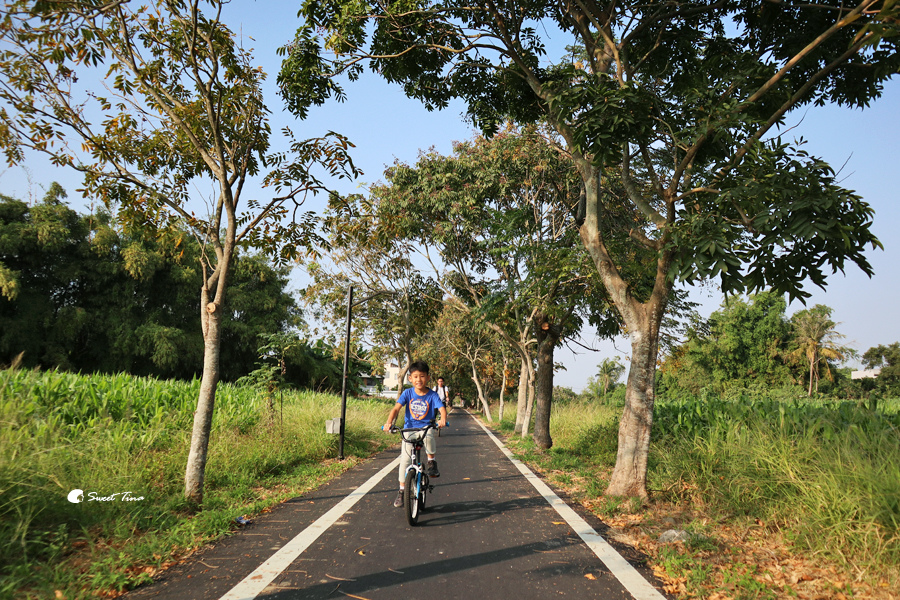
[{"x1": 383, "y1": 360, "x2": 448, "y2": 507}]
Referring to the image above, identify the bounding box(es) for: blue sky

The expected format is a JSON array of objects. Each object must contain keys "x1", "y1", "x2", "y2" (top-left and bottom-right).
[{"x1": 2, "y1": 6, "x2": 897, "y2": 391}]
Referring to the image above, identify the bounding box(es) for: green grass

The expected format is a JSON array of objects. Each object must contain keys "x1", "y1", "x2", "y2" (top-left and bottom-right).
[
  {"x1": 0, "y1": 368, "x2": 394, "y2": 599},
  {"x1": 651, "y1": 396, "x2": 900, "y2": 568},
  {"x1": 491, "y1": 401, "x2": 620, "y2": 503},
  {"x1": 487, "y1": 393, "x2": 900, "y2": 596}
]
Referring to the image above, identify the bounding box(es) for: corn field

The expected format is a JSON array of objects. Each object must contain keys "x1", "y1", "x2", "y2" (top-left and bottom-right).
[
  {"x1": 0, "y1": 368, "x2": 261, "y2": 434},
  {"x1": 0, "y1": 367, "x2": 391, "y2": 599},
  {"x1": 497, "y1": 392, "x2": 900, "y2": 570}
]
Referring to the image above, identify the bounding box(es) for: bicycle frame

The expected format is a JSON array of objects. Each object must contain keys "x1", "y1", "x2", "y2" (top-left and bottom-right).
[{"x1": 395, "y1": 422, "x2": 437, "y2": 526}]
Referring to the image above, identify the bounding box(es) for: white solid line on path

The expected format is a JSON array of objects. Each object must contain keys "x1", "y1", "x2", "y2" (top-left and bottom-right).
[
  {"x1": 218, "y1": 457, "x2": 400, "y2": 600},
  {"x1": 472, "y1": 415, "x2": 667, "y2": 600}
]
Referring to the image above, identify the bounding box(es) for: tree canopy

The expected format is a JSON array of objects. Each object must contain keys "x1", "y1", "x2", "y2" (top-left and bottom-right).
[
  {"x1": 282, "y1": 0, "x2": 894, "y2": 299},
  {"x1": 862, "y1": 342, "x2": 900, "y2": 394},
  {"x1": 0, "y1": 186, "x2": 302, "y2": 380},
  {"x1": 660, "y1": 292, "x2": 793, "y2": 394},
  {"x1": 283, "y1": 0, "x2": 897, "y2": 497},
  {"x1": 0, "y1": 0, "x2": 359, "y2": 504},
  {"x1": 657, "y1": 292, "x2": 862, "y2": 398},
  {"x1": 788, "y1": 305, "x2": 849, "y2": 396},
  {"x1": 304, "y1": 197, "x2": 444, "y2": 394},
  {"x1": 360, "y1": 126, "x2": 634, "y2": 443}
]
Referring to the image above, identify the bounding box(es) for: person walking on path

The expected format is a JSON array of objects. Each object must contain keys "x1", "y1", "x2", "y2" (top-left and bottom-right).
[
  {"x1": 434, "y1": 376, "x2": 451, "y2": 409},
  {"x1": 382, "y1": 360, "x2": 448, "y2": 507}
]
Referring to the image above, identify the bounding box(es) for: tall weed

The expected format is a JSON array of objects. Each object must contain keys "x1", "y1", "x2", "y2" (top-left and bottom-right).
[
  {"x1": 0, "y1": 368, "x2": 391, "y2": 599},
  {"x1": 651, "y1": 395, "x2": 900, "y2": 568},
  {"x1": 494, "y1": 393, "x2": 900, "y2": 572}
]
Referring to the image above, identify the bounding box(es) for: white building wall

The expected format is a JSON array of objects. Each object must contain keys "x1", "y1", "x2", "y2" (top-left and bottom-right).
[
  {"x1": 383, "y1": 361, "x2": 403, "y2": 390},
  {"x1": 851, "y1": 368, "x2": 882, "y2": 380}
]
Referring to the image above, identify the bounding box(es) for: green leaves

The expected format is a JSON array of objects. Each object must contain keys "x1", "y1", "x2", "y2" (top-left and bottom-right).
[
  {"x1": 667, "y1": 139, "x2": 880, "y2": 301},
  {"x1": 276, "y1": 25, "x2": 343, "y2": 118},
  {"x1": 0, "y1": 261, "x2": 18, "y2": 300},
  {"x1": 546, "y1": 71, "x2": 657, "y2": 164},
  {"x1": 0, "y1": 190, "x2": 301, "y2": 380},
  {"x1": 0, "y1": 0, "x2": 361, "y2": 279},
  {"x1": 659, "y1": 292, "x2": 793, "y2": 394},
  {"x1": 862, "y1": 342, "x2": 900, "y2": 394},
  {"x1": 289, "y1": 0, "x2": 895, "y2": 306}
]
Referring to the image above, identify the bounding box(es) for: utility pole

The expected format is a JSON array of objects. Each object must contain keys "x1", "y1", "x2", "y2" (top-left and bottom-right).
[
  {"x1": 338, "y1": 285, "x2": 354, "y2": 460},
  {"x1": 337, "y1": 286, "x2": 395, "y2": 460}
]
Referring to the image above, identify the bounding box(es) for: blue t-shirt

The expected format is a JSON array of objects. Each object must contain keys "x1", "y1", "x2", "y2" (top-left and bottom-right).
[{"x1": 397, "y1": 387, "x2": 443, "y2": 428}]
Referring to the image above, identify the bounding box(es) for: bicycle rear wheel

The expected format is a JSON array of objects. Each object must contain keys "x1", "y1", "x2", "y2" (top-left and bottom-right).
[{"x1": 404, "y1": 470, "x2": 419, "y2": 526}]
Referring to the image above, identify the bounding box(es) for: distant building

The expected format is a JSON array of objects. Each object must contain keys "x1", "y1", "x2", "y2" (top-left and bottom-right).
[
  {"x1": 383, "y1": 361, "x2": 403, "y2": 390},
  {"x1": 353, "y1": 361, "x2": 405, "y2": 397},
  {"x1": 851, "y1": 368, "x2": 882, "y2": 380},
  {"x1": 358, "y1": 373, "x2": 383, "y2": 395}
]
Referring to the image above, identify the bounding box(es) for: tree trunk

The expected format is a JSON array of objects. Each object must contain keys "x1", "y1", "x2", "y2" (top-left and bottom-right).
[
  {"x1": 520, "y1": 378, "x2": 535, "y2": 439},
  {"x1": 813, "y1": 349, "x2": 820, "y2": 394},
  {"x1": 808, "y1": 355, "x2": 815, "y2": 397},
  {"x1": 184, "y1": 224, "x2": 235, "y2": 505},
  {"x1": 499, "y1": 354, "x2": 508, "y2": 421},
  {"x1": 483, "y1": 321, "x2": 532, "y2": 434},
  {"x1": 572, "y1": 160, "x2": 671, "y2": 498},
  {"x1": 470, "y1": 360, "x2": 492, "y2": 422},
  {"x1": 396, "y1": 357, "x2": 411, "y2": 401},
  {"x1": 184, "y1": 299, "x2": 223, "y2": 505},
  {"x1": 265, "y1": 383, "x2": 277, "y2": 426},
  {"x1": 532, "y1": 314, "x2": 560, "y2": 450},
  {"x1": 606, "y1": 322, "x2": 659, "y2": 499},
  {"x1": 515, "y1": 357, "x2": 529, "y2": 433}
]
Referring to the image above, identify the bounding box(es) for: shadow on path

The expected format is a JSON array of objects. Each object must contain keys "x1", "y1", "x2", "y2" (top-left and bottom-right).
[{"x1": 258, "y1": 535, "x2": 589, "y2": 600}]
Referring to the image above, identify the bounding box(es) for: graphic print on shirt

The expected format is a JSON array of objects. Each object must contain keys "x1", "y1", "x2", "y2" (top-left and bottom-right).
[{"x1": 409, "y1": 395, "x2": 430, "y2": 421}]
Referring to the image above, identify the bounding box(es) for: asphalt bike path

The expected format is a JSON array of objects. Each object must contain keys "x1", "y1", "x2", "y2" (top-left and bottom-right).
[{"x1": 126, "y1": 411, "x2": 670, "y2": 600}]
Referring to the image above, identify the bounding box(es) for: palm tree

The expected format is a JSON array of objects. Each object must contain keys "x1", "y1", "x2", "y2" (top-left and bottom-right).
[
  {"x1": 788, "y1": 306, "x2": 847, "y2": 396},
  {"x1": 597, "y1": 357, "x2": 626, "y2": 400}
]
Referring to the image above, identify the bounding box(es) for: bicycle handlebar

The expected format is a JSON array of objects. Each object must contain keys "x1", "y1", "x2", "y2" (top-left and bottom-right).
[{"x1": 383, "y1": 421, "x2": 448, "y2": 435}]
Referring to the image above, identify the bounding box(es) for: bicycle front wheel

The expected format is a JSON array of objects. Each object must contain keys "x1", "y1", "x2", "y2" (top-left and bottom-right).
[
  {"x1": 419, "y1": 474, "x2": 428, "y2": 510},
  {"x1": 404, "y1": 470, "x2": 419, "y2": 526}
]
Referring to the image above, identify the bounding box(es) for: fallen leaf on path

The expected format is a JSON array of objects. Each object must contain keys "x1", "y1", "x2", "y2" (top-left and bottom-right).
[
  {"x1": 326, "y1": 574, "x2": 356, "y2": 582},
  {"x1": 585, "y1": 573, "x2": 597, "y2": 580}
]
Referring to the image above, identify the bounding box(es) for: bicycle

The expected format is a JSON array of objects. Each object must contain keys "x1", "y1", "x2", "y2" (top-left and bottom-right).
[{"x1": 387, "y1": 421, "x2": 442, "y2": 526}]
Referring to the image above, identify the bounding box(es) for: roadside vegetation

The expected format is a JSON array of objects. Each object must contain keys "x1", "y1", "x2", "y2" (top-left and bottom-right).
[
  {"x1": 1, "y1": 2, "x2": 898, "y2": 598},
  {"x1": 0, "y1": 367, "x2": 392, "y2": 600},
  {"x1": 494, "y1": 394, "x2": 900, "y2": 599}
]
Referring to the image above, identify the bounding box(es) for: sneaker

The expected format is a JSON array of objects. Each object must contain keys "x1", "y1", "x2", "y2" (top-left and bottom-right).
[
  {"x1": 426, "y1": 460, "x2": 440, "y2": 478},
  {"x1": 393, "y1": 489, "x2": 404, "y2": 508}
]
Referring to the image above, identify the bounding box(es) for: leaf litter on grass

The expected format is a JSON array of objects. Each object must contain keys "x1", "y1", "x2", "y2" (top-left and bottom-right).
[
  {"x1": 586, "y1": 499, "x2": 898, "y2": 600},
  {"x1": 512, "y1": 443, "x2": 898, "y2": 600}
]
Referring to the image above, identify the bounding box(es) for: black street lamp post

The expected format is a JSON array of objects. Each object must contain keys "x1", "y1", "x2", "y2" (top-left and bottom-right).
[
  {"x1": 338, "y1": 285, "x2": 354, "y2": 460},
  {"x1": 337, "y1": 286, "x2": 394, "y2": 460}
]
